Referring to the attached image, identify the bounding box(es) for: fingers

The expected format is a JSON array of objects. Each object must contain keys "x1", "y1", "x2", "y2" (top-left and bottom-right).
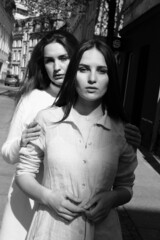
[
  {"x1": 125, "y1": 123, "x2": 141, "y2": 136},
  {"x1": 65, "y1": 201, "x2": 83, "y2": 214},
  {"x1": 59, "y1": 213, "x2": 75, "y2": 222},
  {"x1": 83, "y1": 195, "x2": 98, "y2": 210},
  {"x1": 125, "y1": 123, "x2": 139, "y2": 131},
  {"x1": 83, "y1": 197, "x2": 99, "y2": 221},
  {"x1": 85, "y1": 203, "x2": 108, "y2": 223},
  {"x1": 24, "y1": 132, "x2": 41, "y2": 138},
  {"x1": 65, "y1": 193, "x2": 83, "y2": 213},
  {"x1": 27, "y1": 121, "x2": 38, "y2": 128},
  {"x1": 58, "y1": 205, "x2": 80, "y2": 217},
  {"x1": 125, "y1": 134, "x2": 141, "y2": 142},
  {"x1": 54, "y1": 197, "x2": 83, "y2": 222},
  {"x1": 125, "y1": 135, "x2": 141, "y2": 148},
  {"x1": 66, "y1": 192, "x2": 82, "y2": 204},
  {"x1": 26, "y1": 123, "x2": 41, "y2": 133},
  {"x1": 125, "y1": 129, "x2": 141, "y2": 139},
  {"x1": 125, "y1": 123, "x2": 141, "y2": 148},
  {"x1": 21, "y1": 122, "x2": 41, "y2": 147}
]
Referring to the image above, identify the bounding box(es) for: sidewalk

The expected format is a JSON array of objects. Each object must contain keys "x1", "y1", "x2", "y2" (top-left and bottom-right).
[{"x1": 119, "y1": 149, "x2": 160, "y2": 240}]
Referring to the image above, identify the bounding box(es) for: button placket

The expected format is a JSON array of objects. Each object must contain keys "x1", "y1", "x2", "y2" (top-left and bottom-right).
[
  {"x1": 85, "y1": 124, "x2": 96, "y2": 148},
  {"x1": 81, "y1": 153, "x2": 88, "y2": 189}
]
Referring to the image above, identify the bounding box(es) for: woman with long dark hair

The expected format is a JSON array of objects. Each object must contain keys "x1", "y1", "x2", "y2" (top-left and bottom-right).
[{"x1": 0, "y1": 30, "x2": 79, "y2": 240}]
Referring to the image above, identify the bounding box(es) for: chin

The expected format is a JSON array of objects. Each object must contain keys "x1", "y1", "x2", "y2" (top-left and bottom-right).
[{"x1": 52, "y1": 80, "x2": 63, "y2": 86}]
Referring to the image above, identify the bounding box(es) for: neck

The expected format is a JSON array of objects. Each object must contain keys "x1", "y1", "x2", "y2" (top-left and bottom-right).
[
  {"x1": 46, "y1": 83, "x2": 61, "y2": 98},
  {"x1": 74, "y1": 98, "x2": 103, "y2": 116}
]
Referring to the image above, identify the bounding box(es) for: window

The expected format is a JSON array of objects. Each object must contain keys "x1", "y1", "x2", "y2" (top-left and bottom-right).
[
  {"x1": 17, "y1": 51, "x2": 21, "y2": 61},
  {"x1": 15, "y1": 66, "x2": 18, "y2": 75},
  {"x1": 33, "y1": 39, "x2": 37, "y2": 47},
  {"x1": 22, "y1": 58, "x2": 25, "y2": 67},
  {"x1": 29, "y1": 39, "x2": 33, "y2": 47},
  {"x1": 13, "y1": 40, "x2": 17, "y2": 48},
  {"x1": 18, "y1": 40, "x2": 22, "y2": 47},
  {"x1": 23, "y1": 45, "x2": 26, "y2": 54}
]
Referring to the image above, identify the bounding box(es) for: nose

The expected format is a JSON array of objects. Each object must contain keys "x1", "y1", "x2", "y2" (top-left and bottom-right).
[
  {"x1": 88, "y1": 70, "x2": 96, "y2": 84},
  {"x1": 54, "y1": 60, "x2": 61, "y2": 73}
]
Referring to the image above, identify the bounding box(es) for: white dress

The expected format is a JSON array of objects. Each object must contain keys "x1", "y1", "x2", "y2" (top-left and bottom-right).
[
  {"x1": 17, "y1": 107, "x2": 138, "y2": 240},
  {"x1": 0, "y1": 89, "x2": 55, "y2": 240}
]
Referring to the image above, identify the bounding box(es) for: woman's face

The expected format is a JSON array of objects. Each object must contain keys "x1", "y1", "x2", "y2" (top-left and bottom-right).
[
  {"x1": 44, "y1": 42, "x2": 70, "y2": 87},
  {"x1": 76, "y1": 47, "x2": 109, "y2": 105}
]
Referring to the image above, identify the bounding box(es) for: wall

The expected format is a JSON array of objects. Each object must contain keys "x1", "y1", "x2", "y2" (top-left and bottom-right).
[
  {"x1": 120, "y1": 3, "x2": 160, "y2": 150},
  {"x1": 123, "y1": 0, "x2": 160, "y2": 27}
]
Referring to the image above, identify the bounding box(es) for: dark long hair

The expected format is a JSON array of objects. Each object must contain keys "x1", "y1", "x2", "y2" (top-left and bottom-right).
[
  {"x1": 55, "y1": 39, "x2": 127, "y2": 122},
  {"x1": 16, "y1": 30, "x2": 79, "y2": 102}
]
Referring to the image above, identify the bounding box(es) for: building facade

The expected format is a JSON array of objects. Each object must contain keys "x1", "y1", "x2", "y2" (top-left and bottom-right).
[
  {"x1": 119, "y1": 0, "x2": 160, "y2": 153},
  {"x1": 0, "y1": 0, "x2": 14, "y2": 81}
]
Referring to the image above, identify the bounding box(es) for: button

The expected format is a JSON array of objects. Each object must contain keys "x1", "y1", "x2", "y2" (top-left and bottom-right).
[
  {"x1": 82, "y1": 183, "x2": 86, "y2": 187},
  {"x1": 83, "y1": 159, "x2": 87, "y2": 164}
]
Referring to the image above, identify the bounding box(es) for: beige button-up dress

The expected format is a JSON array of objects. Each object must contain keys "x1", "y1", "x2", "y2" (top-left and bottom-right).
[{"x1": 17, "y1": 106, "x2": 137, "y2": 240}]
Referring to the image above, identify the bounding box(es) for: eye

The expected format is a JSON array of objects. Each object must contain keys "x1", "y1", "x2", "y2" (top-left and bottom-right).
[
  {"x1": 98, "y1": 68, "x2": 108, "y2": 74},
  {"x1": 78, "y1": 65, "x2": 89, "y2": 72},
  {"x1": 59, "y1": 55, "x2": 69, "y2": 62},
  {"x1": 44, "y1": 58, "x2": 54, "y2": 64}
]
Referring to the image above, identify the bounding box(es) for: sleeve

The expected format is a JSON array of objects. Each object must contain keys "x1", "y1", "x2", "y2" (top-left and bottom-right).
[
  {"x1": 16, "y1": 114, "x2": 45, "y2": 177},
  {"x1": 113, "y1": 140, "x2": 138, "y2": 197},
  {"x1": 1, "y1": 96, "x2": 29, "y2": 164}
]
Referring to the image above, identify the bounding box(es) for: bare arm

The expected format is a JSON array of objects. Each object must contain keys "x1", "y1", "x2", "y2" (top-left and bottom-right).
[{"x1": 16, "y1": 173, "x2": 83, "y2": 222}]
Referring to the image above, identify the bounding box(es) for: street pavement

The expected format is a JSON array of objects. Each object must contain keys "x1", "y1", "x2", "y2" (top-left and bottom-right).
[
  {"x1": 0, "y1": 93, "x2": 16, "y2": 227},
  {"x1": 0, "y1": 90, "x2": 160, "y2": 239},
  {"x1": 118, "y1": 149, "x2": 160, "y2": 240}
]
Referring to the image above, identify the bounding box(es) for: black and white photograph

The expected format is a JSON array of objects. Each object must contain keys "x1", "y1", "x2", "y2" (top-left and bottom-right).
[{"x1": 0, "y1": 0, "x2": 159, "y2": 240}]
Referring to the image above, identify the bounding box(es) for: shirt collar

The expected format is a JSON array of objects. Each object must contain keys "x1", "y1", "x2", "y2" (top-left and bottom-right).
[{"x1": 63, "y1": 107, "x2": 112, "y2": 130}]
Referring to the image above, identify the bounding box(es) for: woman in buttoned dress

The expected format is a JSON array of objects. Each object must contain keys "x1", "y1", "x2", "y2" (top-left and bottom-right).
[{"x1": 15, "y1": 39, "x2": 138, "y2": 240}]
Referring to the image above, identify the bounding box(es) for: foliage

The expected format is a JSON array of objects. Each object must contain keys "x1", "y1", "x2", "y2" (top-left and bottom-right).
[
  {"x1": 95, "y1": 0, "x2": 109, "y2": 36},
  {"x1": 114, "y1": 0, "x2": 125, "y2": 35},
  {"x1": 95, "y1": 0, "x2": 125, "y2": 39},
  {"x1": 26, "y1": 0, "x2": 92, "y2": 30}
]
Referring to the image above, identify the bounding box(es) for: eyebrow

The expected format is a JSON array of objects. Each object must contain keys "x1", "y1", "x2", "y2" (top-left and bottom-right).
[
  {"x1": 78, "y1": 64, "x2": 89, "y2": 68},
  {"x1": 79, "y1": 63, "x2": 108, "y2": 68},
  {"x1": 44, "y1": 54, "x2": 69, "y2": 58}
]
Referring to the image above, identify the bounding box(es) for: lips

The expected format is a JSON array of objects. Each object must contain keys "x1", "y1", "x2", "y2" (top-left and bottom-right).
[
  {"x1": 86, "y1": 86, "x2": 98, "y2": 92},
  {"x1": 54, "y1": 74, "x2": 64, "y2": 80},
  {"x1": 86, "y1": 87, "x2": 97, "y2": 89}
]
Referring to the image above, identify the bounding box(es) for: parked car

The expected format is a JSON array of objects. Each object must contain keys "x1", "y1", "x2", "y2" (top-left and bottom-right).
[{"x1": 4, "y1": 74, "x2": 20, "y2": 87}]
